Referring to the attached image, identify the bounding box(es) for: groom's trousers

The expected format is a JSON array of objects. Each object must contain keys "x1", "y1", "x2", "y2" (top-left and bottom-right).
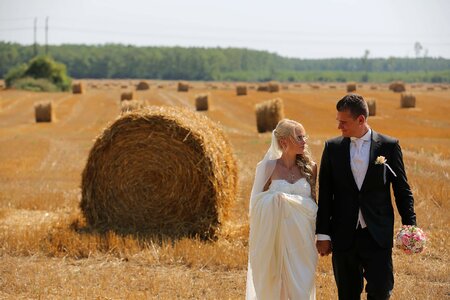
[{"x1": 332, "y1": 227, "x2": 393, "y2": 300}]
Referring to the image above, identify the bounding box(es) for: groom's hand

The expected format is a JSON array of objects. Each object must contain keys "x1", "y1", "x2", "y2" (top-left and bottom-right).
[{"x1": 316, "y1": 240, "x2": 332, "y2": 256}]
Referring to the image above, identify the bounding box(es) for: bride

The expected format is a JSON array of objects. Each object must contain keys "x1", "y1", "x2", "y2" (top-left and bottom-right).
[{"x1": 246, "y1": 119, "x2": 318, "y2": 300}]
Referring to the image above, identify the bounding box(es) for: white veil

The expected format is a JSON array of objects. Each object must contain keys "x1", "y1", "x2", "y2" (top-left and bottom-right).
[{"x1": 248, "y1": 130, "x2": 283, "y2": 216}]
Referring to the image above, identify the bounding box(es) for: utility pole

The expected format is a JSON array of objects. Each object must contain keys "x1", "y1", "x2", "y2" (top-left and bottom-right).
[
  {"x1": 45, "y1": 17, "x2": 49, "y2": 55},
  {"x1": 33, "y1": 17, "x2": 37, "y2": 56}
]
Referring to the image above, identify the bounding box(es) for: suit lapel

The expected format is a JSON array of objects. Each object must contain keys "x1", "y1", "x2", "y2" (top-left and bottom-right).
[
  {"x1": 341, "y1": 137, "x2": 359, "y2": 192},
  {"x1": 361, "y1": 130, "x2": 381, "y2": 191}
]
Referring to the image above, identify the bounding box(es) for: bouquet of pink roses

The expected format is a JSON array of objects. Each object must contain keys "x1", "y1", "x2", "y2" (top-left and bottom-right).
[{"x1": 395, "y1": 225, "x2": 427, "y2": 254}]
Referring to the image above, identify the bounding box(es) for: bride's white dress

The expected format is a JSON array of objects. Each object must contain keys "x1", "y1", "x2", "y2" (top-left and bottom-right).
[{"x1": 246, "y1": 178, "x2": 318, "y2": 300}]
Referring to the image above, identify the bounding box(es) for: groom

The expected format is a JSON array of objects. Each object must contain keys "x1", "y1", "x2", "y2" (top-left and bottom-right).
[{"x1": 316, "y1": 94, "x2": 417, "y2": 300}]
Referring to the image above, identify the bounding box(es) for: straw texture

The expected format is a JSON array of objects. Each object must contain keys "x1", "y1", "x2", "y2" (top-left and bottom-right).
[{"x1": 80, "y1": 106, "x2": 238, "y2": 238}]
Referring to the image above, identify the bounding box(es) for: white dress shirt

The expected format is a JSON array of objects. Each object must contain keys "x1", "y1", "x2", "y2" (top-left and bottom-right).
[{"x1": 317, "y1": 129, "x2": 371, "y2": 241}]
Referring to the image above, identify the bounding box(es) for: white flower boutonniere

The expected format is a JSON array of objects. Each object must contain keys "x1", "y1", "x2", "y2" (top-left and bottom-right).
[{"x1": 375, "y1": 155, "x2": 397, "y2": 183}]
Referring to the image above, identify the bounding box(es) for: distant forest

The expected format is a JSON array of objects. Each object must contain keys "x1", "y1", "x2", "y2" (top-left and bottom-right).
[{"x1": 1, "y1": 42, "x2": 449, "y2": 82}]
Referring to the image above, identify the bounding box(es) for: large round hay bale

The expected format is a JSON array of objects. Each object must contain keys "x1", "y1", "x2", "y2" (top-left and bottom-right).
[
  {"x1": 121, "y1": 100, "x2": 145, "y2": 113},
  {"x1": 236, "y1": 85, "x2": 247, "y2": 96},
  {"x1": 178, "y1": 81, "x2": 189, "y2": 92},
  {"x1": 401, "y1": 93, "x2": 416, "y2": 108},
  {"x1": 72, "y1": 83, "x2": 83, "y2": 94},
  {"x1": 366, "y1": 98, "x2": 376, "y2": 116},
  {"x1": 347, "y1": 82, "x2": 357, "y2": 93},
  {"x1": 80, "y1": 106, "x2": 237, "y2": 238},
  {"x1": 255, "y1": 98, "x2": 285, "y2": 133},
  {"x1": 34, "y1": 101, "x2": 53, "y2": 122},
  {"x1": 120, "y1": 92, "x2": 134, "y2": 101},
  {"x1": 136, "y1": 81, "x2": 150, "y2": 91},
  {"x1": 195, "y1": 94, "x2": 209, "y2": 111},
  {"x1": 268, "y1": 82, "x2": 280, "y2": 93},
  {"x1": 389, "y1": 81, "x2": 406, "y2": 93}
]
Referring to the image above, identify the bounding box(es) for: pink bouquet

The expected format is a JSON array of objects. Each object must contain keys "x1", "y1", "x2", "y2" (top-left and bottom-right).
[{"x1": 395, "y1": 225, "x2": 427, "y2": 254}]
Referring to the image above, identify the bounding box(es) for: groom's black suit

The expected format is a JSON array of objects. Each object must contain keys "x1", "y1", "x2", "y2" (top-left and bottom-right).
[{"x1": 317, "y1": 130, "x2": 416, "y2": 299}]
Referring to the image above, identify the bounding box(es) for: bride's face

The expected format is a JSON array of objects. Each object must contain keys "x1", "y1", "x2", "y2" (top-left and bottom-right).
[{"x1": 281, "y1": 127, "x2": 307, "y2": 155}]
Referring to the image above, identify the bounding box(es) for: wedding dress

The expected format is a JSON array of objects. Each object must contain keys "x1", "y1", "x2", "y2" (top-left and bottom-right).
[{"x1": 246, "y1": 177, "x2": 318, "y2": 300}]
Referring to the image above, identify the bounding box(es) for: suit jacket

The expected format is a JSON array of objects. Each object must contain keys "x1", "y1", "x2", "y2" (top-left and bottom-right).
[{"x1": 316, "y1": 130, "x2": 416, "y2": 250}]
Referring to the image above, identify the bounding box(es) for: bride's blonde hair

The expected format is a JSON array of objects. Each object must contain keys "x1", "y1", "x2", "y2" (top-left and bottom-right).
[{"x1": 274, "y1": 119, "x2": 316, "y2": 197}]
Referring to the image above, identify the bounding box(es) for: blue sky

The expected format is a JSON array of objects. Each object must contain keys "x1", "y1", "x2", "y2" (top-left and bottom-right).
[{"x1": 1, "y1": 0, "x2": 449, "y2": 59}]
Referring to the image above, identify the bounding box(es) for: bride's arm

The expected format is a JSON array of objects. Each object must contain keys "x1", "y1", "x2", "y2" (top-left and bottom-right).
[
  {"x1": 263, "y1": 178, "x2": 272, "y2": 191},
  {"x1": 311, "y1": 163, "x2": 318, "y2": 201}
]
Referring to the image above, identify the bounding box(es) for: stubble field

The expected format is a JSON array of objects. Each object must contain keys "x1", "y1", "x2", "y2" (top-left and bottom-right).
[{"x1": 0, "y1": 80, "x2": 449, "y2": 299}]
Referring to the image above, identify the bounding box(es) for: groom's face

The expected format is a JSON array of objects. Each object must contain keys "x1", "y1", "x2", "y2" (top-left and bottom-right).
[{"x1": 336, "y1": 110, "x2": 364, "y2": 137}]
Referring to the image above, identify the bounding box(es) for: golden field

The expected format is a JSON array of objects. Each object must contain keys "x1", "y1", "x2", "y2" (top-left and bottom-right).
[{"x1": 0, "y1": 80, "x2": 449, "y2": 299}]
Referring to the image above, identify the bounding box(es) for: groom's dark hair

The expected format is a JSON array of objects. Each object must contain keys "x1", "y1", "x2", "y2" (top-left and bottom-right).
[{"x1": 336, "y1": 93, "x2": 368, "y2": 119}]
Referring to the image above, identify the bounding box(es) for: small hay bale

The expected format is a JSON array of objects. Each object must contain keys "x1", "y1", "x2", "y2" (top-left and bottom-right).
[
  {"x1": 120, "y1": 92, "x2": 134, "y2": 101},
  {"x1": 255, "y1": 98, "x2": 285, "y2": 133},
  {"x1": 236, "y1": 85, "x2": 247, "y2": 96},
  {"x1": 427, "y1": 87, "x2": 434, "y2": 91},
  {"x1": 268, "y1": 82, "x2": 280, "y2": 93},
  {"x1": 121, "y1": 100, "x2": 145, "y2": 113},
  {"x1": 366, "y1": 98, "x2": 376, "y2": 116},
  {"x1": 401, "y1": 93, "x2": 416, "y2": 108},
  {"x1": 136, "y1": 81, "x2": 150, "y2": 91},
  {"x1": 347, "y1": 82, "x2": 357, "y2": 93},
  {"x1": 329, "y1": 85, "x2": 336, "y2": 89},
  {"x1": 370, "y1": 85, "x2": 378, "y2": 90},
  {"x1": 72, "y1": 83, "x2": 83, "y2": 94},
  {"x1": 80, "y1": 106, "x2": 237, "y2": 238},
  {"x1": 195, "y1": 94, "x2": 209, "y2": 111},
  {"x1": 178, "y1": 81, "x2": 189, "y2": 92},
  {"x1": 121, "y1": 85, "x2": 128, "y2": 89},
  {"x1": 311, "y1": 85, "x2": 320, "y2": 90},
  {"x1": 389, "y1": 81, "x2": 406, "y2": 93},
  {"x1": 257, "y1": 84, "x2": 269, "y2": 92},
  {"x1": 34, "y1": 101, "x2": 53, "y2": 122}
]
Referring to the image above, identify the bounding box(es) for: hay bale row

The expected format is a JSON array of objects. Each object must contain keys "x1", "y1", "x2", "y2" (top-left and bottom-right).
[
  {"x1": 72, "y1": 83, "x2": 83, "y2": 94},
  {"x1": 121, "y1": 100, "x2": 145, "y2": 114},
  {"x1": 236, "y1": 85, "x2": 247, "y2": 96},
  {"x1": 347, "y1": 82, "x2": 357, "y2": 93},
  {"x1": 34, "y1": 101, "x2": 53, "y2": 122},
  {"x1": 136, "y1": 81, "x2": 150, "y2": 91},
  {"x1": 255, "y1": 98, "x2": 285, "y2": 133},
  {"x1": 80, "y1": 106, "x2": 238, "y2": 238},
  {"x1": 401, "y1": 94, "x2": 416, "y2": 108},
  {"x1": 195, "y1": 94, "x2": 209, "y2": 111},
  {"x1": 389, "y1": 81, "x2": 406, "y2": 93},
  {"x1": 178, "y1": 81, "x2": 189, "y2": 92},
  {"x1": 366, "y1": 98, "x2": 376, "y2": 116},
  {"x1": 121, "y1": 92, "x2": 134, "y2": 101}
]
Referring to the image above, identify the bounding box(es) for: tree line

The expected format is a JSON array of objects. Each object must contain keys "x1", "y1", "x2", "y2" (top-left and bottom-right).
[{"x1": 0, "y1": 42, "x2": 449, "y2": 82}]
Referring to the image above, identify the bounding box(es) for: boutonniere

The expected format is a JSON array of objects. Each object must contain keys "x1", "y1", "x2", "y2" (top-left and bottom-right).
[{"x1": 375, "y1": 156, "x2": 397, "y2": 183}]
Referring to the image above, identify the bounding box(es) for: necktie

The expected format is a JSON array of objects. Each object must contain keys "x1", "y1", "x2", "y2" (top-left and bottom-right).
[{"x1": 352, "y1": 139, "x2": 365, "y2": 189}]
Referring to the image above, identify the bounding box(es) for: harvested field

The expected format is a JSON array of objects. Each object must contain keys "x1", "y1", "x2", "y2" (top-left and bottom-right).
[{"x1": 0, "y1": 80, "x2": 449, "y2": 299}]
